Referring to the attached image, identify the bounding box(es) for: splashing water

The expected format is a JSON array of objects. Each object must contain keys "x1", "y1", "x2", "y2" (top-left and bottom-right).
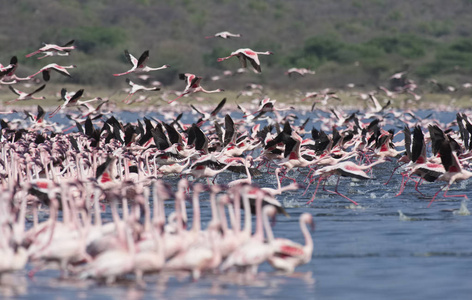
[
  {"x1": 398, "y1": 210, "x2": 413, "y2": 221},
  {"x1": 453, "y1": 200, "x2": 471, "y2": 216}
]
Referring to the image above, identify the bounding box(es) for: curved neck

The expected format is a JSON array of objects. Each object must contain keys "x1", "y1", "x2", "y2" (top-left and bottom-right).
[{"x1": 301, "y1": 217, "x2": 313, "y2": 252}]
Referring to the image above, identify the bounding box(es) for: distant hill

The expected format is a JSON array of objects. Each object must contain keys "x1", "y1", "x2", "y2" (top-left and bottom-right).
[{"x1": 1, "y1": 0, "x2": 472, "y2": 92}]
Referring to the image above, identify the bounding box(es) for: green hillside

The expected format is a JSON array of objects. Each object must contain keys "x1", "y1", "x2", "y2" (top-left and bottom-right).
[{"x1": 1, "y1": 0, "x2": 472, "y2": 93}]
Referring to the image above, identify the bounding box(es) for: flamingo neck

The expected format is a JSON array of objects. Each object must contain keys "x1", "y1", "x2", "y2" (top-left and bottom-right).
[
  {"x1": 253, "y1": 193, "x2": 264, "y2": 241},
  {"x1": 301, "y1": 217, "x2": 313, "y2": 253},
  {"x1": 192, "y1": 190, "x2": 201, "y2": 233},
  {"x1": 262, "y1": 208, "x2": 274, "y2": 242}
]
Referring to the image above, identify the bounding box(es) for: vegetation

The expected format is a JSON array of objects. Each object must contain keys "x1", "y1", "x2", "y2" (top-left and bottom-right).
[{"x1": 1, "y1": 0, "x2": 472, "y2": 92}]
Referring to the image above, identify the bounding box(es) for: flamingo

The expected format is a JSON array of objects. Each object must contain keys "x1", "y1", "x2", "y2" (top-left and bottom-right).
[
  {"x1": 269, "y1": 213, "x2": 314, "y2": 273},
  {"x1": 217, "y1": 48, "x2": 273, "y2": 73},
  {"x1": 35, "y1": 51, "x2": 71, "y2": 60},
  {"x1": 261, "y1": 168, "x2": 301, "y2": 196},
  {"x1": 49, "y1": 88, "x2": 84, "y2": 117},
  {"x1": 169, "y1": 73, "x2": 224, "y2": 104},
  {"x1": 123, "y1": 78, "x2": 160, "y2": 103},
  {"x1": 205, "y1": 31, "x2": 242, "y2": 39},
  {"x1": 28, "y1": 64, "x2": 77, "y2": 80},
  {"x1": 285, "y1": 68, "x2": 315, "y2": 77},
  {"x1": 220, "y1": 189, "x2": 276, "y2": 277},
  {"x1": 25, "y1": 40, "x2": 75, "y2": 58},
  {"x1": 7, "y1": 84, "x2": 46, "y2": 103},
  {"x1": 307, "y1": 158, "x2": 386, "y2": 205},
  {"x1": 113, "y1": 50, "x2": 170, "y2": 77},
  {"x1": 428, "y1": 139, "x2": 472, "y2": 207}
]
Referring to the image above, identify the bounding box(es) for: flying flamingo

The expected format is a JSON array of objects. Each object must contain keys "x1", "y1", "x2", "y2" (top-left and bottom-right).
[
  {"x1": 113, "y1": 50, "x2": 170, "y2": 76},
  {"x1": 205, "y1": 31, "x2": 242, "y2": 39},
  {"x1": 217, "y1": 48, "x2": 273, "y2": 73},
  {"x1": 307, "y1": 158, "x2": 386, "y2": 205},
  {"x1": 49, "y1": 88, "x2": 84, "y2": 117},
  {"x1": 428, "y1": 139, "x2": 472, "y2": 207},
  {"x1": 35, "y1": 51, "x2": 71, "y2": 60},
  {"x1": 28, "y1": 63, "x2": 77, "y2": 80},
  {"x1": 269, "y1": 213, "x2": 314, "y2": 273},
  {"x1": 169, "y1": 73, "x2": 224, "y2": 104},
  {"x1": 25, "y1": 40, "x2": 75, "y2": 58},
  {"x1": 7, "y1": 84, "x2": 46, "y2": 103},
  {"x1": 123, "y1": 78, "x2": 160, "y2": 103},
  {"x1": 285, "y1": 68, "x2": 315, "y2": 77}
]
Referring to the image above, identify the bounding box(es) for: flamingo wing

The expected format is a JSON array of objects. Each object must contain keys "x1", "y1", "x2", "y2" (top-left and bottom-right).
[
  {"x1": 247, "y1": 57, "x2": 261, "y2": 73},
  {"x1": 124, "y1": 50, "x2": 137, "y2": 66},
  {"x1": 61, "y1": 40, "x2": 75, "y2": 47},
  {"x1": 50, "y1": 66, "x2": 72, "y2": 77},
  {"x1": 237, "y1": 55, "x2": 247, "y2": 69},
  {"x1": 29, "y1": 84, "x2": 46, "y2": 96},
  {"x1": 136, "y1": 50, "x2": 150, "y2": 68},
  {"x1": 69, "y1": 89, "x2": 85, "y2": 104},
  {"x1": 210, "y1": 98, "x2": 226, "y2": 116},
  {"x1": 8, "y1": 85, "x2": 21, "y2": 96}
]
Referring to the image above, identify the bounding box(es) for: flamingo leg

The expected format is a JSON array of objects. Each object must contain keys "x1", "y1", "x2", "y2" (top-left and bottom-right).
[
  {"x1": 412, "y1": 177, "x2": 426, "y2": 197},
  {"x1": 428, "y1": 185, "x2": 447, "y2": 208},
  {"x1": 428, "y1": 184, "x2": 468, "y2": 208},
  {"x1": 306, "y1": 176, "x2": 324, "y2": 205},
  {"x1": 324, "y1": 176, "x2": 359, "y2": 206},
  {"x1": 48, "y1": 105, "x2": 62, "y2": 118},
  {"x1": 395, "y1": 172, "x2": 410, "y2": 197},
  {"x1": 384, "y1": 163, "x2": 405, "y2": 185},
  {"x1": 168, "y1": 93, "x2": 187, "y2": 104}
]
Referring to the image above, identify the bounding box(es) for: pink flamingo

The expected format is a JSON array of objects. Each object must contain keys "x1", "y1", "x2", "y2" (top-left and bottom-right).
[
  {"x1": 49, "y1": 88, "x2": 84, "y2": 117},
  {"x1": 220, "y1": 188, "x2": 275, "y2": 277},
  {"x1": 428, "y1": 140, "x2": 472, "y2": 207},
  {"x1": 205, "y1": 31, "x2": 242, "y2": 39},
  {"x1": 28, "y1": 63, "x2": 76, "y2": 80},
  {"x1": 307, "y1": 158, "x2": 386, "y2": 205},
  {"x1": 123, "y1": 78, "x2": 160, "y2": 103},
  {"x1": 169, "y1": 73, "x2": 224, "y2": 104},
  {"x1": 7, "y1": 84, "x2": 46, "y2": 103},
  {"x1": 25, "y1": 40, "x2": 75, "y2": 58},
  {"x1": 285, "y1": 68, "x2": 315, "y2": 77},
  {"x1": 113, "y1": 50, "x2": 170, "y2": 76},
  {"x1": 217, "y1": 48, "x2": 273, "y2": 73},
  {"x1": 269, "y1": 213, "x2": 314, "y2": 273}
]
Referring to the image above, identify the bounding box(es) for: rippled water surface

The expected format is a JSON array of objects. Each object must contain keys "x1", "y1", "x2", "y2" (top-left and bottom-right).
[{"x1": 2, "y1": 109, "x2": 472, "y2": 299}]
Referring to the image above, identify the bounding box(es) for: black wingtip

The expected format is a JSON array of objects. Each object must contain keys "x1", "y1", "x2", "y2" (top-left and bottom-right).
[{"x1": 178, "y1": 73, "x2": 186, "y2": 80}]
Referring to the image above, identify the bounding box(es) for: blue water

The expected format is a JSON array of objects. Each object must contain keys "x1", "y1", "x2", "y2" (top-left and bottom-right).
[{"x1": 2, "y1": 108, "x2": 472, "y2": 299}]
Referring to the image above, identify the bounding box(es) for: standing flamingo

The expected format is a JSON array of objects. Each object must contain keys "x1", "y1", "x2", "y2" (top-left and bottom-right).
[
  {"x1": 220, "y1": 188, "x2": 275, "y2": 277},
  {"x1": 113, "y1": 50, "x2": 170, "y2": 76},
  {"x1": 169, "y1": 73, "x2": 224, "y2": 104},
  {"x1": 269, "y1": 213, "x2": 314, "y2": 273},
  {"x1": 217, "y1": 48, "x2": 273, "y2": 73}
]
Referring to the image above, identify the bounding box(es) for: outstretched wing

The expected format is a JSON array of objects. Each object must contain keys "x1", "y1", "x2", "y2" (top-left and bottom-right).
[{"x1": 137, "y1": 50, "x2": 150, "y2": 68}]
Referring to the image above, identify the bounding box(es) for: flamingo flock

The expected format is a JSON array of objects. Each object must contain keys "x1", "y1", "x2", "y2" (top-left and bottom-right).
[{"x1": 0, "y1": 33, "x2": 472, "y2": 288}]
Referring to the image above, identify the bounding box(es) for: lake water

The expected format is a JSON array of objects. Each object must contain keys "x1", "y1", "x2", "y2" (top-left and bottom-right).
[{"x1": 2, "y1": 108, "x2": 472, "y2": 299}]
